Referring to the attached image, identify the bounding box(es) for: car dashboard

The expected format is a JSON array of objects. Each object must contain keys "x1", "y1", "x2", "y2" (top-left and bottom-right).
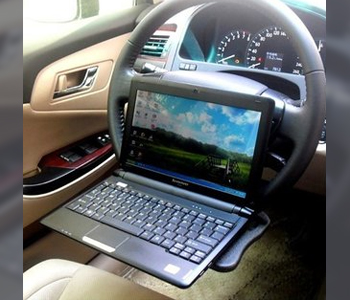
[
  {"x1": 136, "y1": 1, "x2": 325, "y2": 101},
  {"x1": 134, "y1": 0, "x2": 326, "y2": 195}
]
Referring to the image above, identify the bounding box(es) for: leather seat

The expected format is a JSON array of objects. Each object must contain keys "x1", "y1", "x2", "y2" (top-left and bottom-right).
[{"x1": 23, "y1": 259, "x2": 172, "y2": 300}]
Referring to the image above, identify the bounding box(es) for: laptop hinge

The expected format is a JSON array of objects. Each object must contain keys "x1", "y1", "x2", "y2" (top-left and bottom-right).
[{"x1": 115, "y1": 170, "x2": 251, "y2": 215}]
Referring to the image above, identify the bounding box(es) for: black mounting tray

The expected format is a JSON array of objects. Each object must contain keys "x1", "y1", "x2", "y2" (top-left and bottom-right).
[{"x1": 211, "y1": 212, "x2": 270, "y2": 272}]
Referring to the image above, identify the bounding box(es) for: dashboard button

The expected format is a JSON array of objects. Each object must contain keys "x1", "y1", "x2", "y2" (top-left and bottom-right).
[
  {"x1": 68, "y1": 154, "x2": 82, "y2": 163},
  {"x1": 189, "y1": 64, "x2": 197, "y2": 71}
]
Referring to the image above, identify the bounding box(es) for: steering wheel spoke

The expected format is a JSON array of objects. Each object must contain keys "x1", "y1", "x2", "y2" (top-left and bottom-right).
[{"x1": 278, "y1": 103, "x2": 306, "y2": 144}]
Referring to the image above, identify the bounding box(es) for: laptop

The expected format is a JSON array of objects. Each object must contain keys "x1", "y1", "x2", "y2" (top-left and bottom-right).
[{"x1": 42, "y1": 76, "x2": 274, "y2": 288}]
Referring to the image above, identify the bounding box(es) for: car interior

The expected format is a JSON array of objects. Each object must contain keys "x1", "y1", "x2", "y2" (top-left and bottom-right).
[{"x1": 23, "y1": 0, "x2": 325, "y2": 299}]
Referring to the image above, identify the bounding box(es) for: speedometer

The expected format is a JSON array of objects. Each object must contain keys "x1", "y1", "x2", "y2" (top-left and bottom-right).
[
  {"x1": 245, "y1": 26, "x2": 303, "y2": 74},
  {"x1": 216, "y1": 30, "x2": 251, "y2": 66}
]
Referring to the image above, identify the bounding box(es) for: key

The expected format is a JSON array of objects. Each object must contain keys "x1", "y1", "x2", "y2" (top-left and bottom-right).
[
  {"x1": 186, "y1": 231, "x2": 199, "y2": 240},
  {"x1": 189, "y1": 224, "x2": 201, "y2": 233},
  {"x1": 143, "y1": 223, "x2": 155, "y2": 232},
  {"x1": 67, "y1": 202, "x2": 80, "y2": 211},
  {"x1": 114, "y1": 213, "x2": 126, "y2": 221},
  {"x1": 183, "y1": 215, "x2": 195, "y2": 222},
  {"x1": 178, "y1": 220, "x2": 191, "y2": 229},
  {"x1": 169, "y1": 217, "x2": 181, "y2": 225},
  {"x1": 211, "y1": 232, "x2": 224, "y2": 241},
  {"x1": 193, "y1": 218, "x2": 205, "y2": 226},
  {"x1": 185, "y1": 239, "x2": 212, "y2": 254},
  {"x1": 105, "y1": 210, "x2": 117, "y2": 218},
  {"x1": 207, "y1": 216, "x2": 216, "y2": 222},
  {"x1": 91, "y1": 212, "x2": 104, "y2": 221},
  {"x1": 174, "y1": 205, "x2": 182, "y2": 211},
  {"x1": 181, "y1": 207, "x2": 190, "y2": 214},
  {"x1": 133, "y1": 220, "x2": 145, "y2": 228},
  {"x1": 169, "y1": 247, "x2": 181, "y2": 255},
  {"x1": 214, "y1": 225, "x2": 230, "y2": 235},
  {"x1": 200, "y1": 228, "x2": 213, "y2": 237},
  {"x1": 174, "y1": 243, "x2": 185, "y2": 250},
  {"x1": 224, "y1": 222, "x2": 234, "y2": 229},
  {"x1": 164, "y1": 223, "x2": 177, "y2": 232},
  {"x1": 184, "y1": 247, "x2": 195, "y2": 254},
  {"x1": 163, "y1": 231, "x2": 176, "y2": 240},
  {"x1": 140, "y1": 231, "x2": 154, "y2": 241},
  {"x1": 190, "y1": 255, "x2": 202, "y2": 264},
  {"x1": 174, "y1": 235, "x2": 187, "y2": 244},
  {"x1": 194, "y1": 250, "x2": 206, "y2": 258},
  {"x1": 160, "y1": 239, "x2": 175, "y2": 249},
  {"x1": 203, "y1": 221, "x2": 216, "y2": 230},
  {"x1": 173, "y1": 211, "x2": 185, "y2": 219},
  {"x1": 150, "y1": 235, "x2": 165, "y2": 245},
  {"x1": 144, "y1": 216, "x2": 157, "y2": 224},
  {"x1": 215, "y1": 219, "x2": 224, "y2": 225},
  {"x1": 180, "y1": 251, "x2": 191, "y2": 260},
  {"x1": 154, "y1": 219, "x2": 166, "y2": 228},
  {"x1": 83, "y1": 209, "x2": 95, "y2": 217},
  {"x1": 89, "y1": 203, "x2": 100, "y2": 211},
  {"x1": 175, "y1": 227, "x2": 188, "y2": 236},
  {"x1": 117, "y1": 207, "x2": 129, "y2": 214},
  {"x1": 75, "y1": 206, "x2": 87, "y2": 214},
  {"x1": 190, "y1": 211, "x2": 198, "y2": 217},
  {"x1": 196, "y1": 235, "x2": 218, "y2": 248},
  {"x1": 154, "y1": 227, "x2": 166, "y2": 236},
  {"x1": 124, "y1": 216, "x2": 136, "y2": 225},
  {"x1": 198, "y1": 213, "x2": 207, "y2": 219}
]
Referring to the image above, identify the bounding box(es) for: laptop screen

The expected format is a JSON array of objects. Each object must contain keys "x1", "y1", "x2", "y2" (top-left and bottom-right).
[{"x1": 121, "y1": 82, "x2": 273, "y2": 203}]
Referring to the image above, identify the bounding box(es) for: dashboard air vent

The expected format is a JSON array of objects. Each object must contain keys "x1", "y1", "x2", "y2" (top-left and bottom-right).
[{"x1": 140, "y1": 35, "x2": 170, "y2": 57}]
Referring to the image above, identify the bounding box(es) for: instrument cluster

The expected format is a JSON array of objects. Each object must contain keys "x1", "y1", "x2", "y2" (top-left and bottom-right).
[
  {"x1": 214, "y1": 26, "x2": 325, "y2": 75},
  {"x1": 178, "y1": 2, "x2": 326, "y2": 76}
]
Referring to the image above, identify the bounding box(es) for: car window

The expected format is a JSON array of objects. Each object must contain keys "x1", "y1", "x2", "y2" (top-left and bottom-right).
[
  {"x1": 23, "y1": 0, "x2": 134, "y2": 23},
  {"x1": 299, "y1": 0, "x2": 326, "y2": 9},
  {"x1": 24, "y1": 0, "x2": 136, "y2": 54}
]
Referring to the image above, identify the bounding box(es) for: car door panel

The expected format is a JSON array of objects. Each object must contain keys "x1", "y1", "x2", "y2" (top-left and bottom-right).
[
  {"x1": 29, "y1": 34, "x2": 129, "y2": 112},
  {"x1": 23, "y1": 34, "x2": 130, "y2": 175},
  {"x1": 23, "y1": 6, "x2": 148, "y2": 229}
]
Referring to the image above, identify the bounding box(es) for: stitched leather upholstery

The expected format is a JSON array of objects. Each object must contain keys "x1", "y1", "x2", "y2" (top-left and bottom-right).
[{"x1": 23, "y1": 259, "x2": 172, "y2": 300}]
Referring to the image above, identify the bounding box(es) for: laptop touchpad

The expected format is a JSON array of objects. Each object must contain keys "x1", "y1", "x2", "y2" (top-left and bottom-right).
[{"x1": 83, "y1": 225, "x2": 129, "y2": 253}]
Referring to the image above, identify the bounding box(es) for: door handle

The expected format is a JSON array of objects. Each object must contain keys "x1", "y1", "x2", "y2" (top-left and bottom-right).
[{"x1": 54, "y1": 66, "x2": 98, "y2": 99}]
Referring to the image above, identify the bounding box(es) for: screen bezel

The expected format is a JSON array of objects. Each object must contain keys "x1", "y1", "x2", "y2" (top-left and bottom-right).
[{"x1": 120, "y1": 76, "x2": 274, "y2": 207}]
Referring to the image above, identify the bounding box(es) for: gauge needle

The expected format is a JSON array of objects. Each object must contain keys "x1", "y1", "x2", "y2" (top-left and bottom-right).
[
  {"x1": 248, "y1": 62, "x2": 261, "y2": 68},
  {"x1": 218, "y1": 54, "x2": 236, "y2": 63}
]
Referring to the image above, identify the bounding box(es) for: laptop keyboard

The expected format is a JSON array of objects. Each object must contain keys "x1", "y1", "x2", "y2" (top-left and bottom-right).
[{"x1": 66, "y1": 180, "x2": 237, "y2": 264}]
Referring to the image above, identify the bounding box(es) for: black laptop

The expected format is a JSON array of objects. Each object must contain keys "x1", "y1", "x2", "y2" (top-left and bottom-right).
[{"x1": 42, "y1": 77, "x2": 274, "y2": 288}]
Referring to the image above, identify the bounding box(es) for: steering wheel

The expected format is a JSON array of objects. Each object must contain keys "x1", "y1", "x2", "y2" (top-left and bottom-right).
[{"x1": 108, "y1": 0, "x2": 326, "y2": 198}]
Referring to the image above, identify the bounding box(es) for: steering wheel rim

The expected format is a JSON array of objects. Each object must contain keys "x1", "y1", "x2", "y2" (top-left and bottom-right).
[{"x1": 108, "y1": 0, "x2": 326, "y2": 198}]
